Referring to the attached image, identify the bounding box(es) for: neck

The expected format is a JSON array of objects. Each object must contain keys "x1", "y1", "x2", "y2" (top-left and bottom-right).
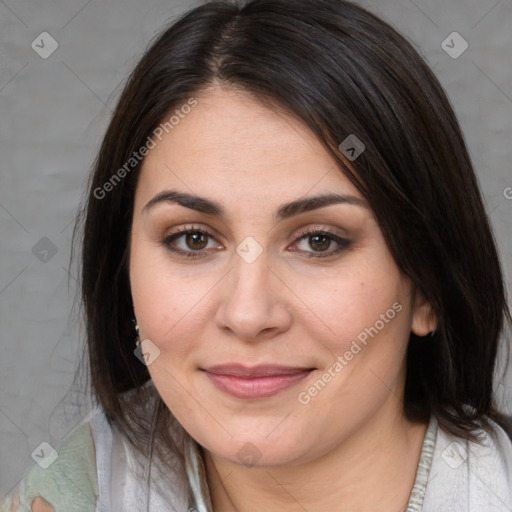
[{"x1": 203, "y1": 405, "x2": 429, "y2": 512}]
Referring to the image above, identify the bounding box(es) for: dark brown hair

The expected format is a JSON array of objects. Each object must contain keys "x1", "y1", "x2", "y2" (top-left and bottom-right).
[{"x1": 72, "y1": 0, "x2": 511, "y2": 466}]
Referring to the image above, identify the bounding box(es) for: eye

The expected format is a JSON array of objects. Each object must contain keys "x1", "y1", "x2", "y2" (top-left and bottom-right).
[
  {"x1": 161, "y1": 225, "x2": 222, "y2": 259},
  {"x1": 291, "y1": 228, "x2": 351, "y2": 258},
  {"x1": 161, "y1": 224, "x2": 352, "y2": 260}
]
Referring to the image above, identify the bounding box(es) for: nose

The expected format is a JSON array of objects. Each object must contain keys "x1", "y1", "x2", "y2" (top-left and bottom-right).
[{"x1": 214, "y1": 250, "x2": 292, "y2": 342}]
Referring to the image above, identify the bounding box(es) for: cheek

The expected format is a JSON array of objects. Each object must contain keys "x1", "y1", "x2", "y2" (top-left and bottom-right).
[
  {"x1": 296, "y1": 292, "x2": 410, "y2": 441},
  {"x1": 289, "y1": 258, "x2": 412, "y2": 412},
  {"x1": 289, "y1": 260, "x2": 407, "y2": 349},
  {"x1": 130, "y1": 251, "x2": 211, "y2": 418},
  {"x1": 129, "y1": 243, "x2": 218, "y2": 360}
]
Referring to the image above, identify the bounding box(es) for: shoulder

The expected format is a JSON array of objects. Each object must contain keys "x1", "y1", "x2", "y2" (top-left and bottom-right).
[
  {"x1": 423, "y1": 418, "x2": 512, "y2": 511},
  {"x1": 0, "y1": 382, "x2": 195, "y2": 512},
  {"x1": 0, "y1": 409, "x2": 102, "y2": 512}
]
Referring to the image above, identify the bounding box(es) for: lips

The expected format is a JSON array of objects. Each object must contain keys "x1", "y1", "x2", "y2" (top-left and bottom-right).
[
  {"x1": 202, "y1": 363, "x2": 315, "y2": 377},
  {"x1": 201, "y1": 364, "x2": 315, "y2": 398}
]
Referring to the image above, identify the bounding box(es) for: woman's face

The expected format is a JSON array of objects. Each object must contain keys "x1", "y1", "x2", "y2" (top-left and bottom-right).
[{"x1": 129, "y1": 86, "x2": 435, "y2": 467}]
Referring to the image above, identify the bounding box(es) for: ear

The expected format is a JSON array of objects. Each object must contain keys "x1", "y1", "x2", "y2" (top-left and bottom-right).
[{"x1": 411, "y1": 288, "x2": 437, "y2": 337}]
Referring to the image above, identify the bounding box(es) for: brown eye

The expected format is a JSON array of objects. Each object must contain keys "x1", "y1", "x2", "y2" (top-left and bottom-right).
[
  {"x1": 293, "y1": 229, "x2": 351, "y2": 258},
  {"x1": 185, "y1": 232, "x2": 209, "y2": 250},
  {"x1": 308, "y1": 234, "x2": 332, "y2": 252},
  {"x1": 161, "y1": 227, "x2": 223, "y2": 259}
]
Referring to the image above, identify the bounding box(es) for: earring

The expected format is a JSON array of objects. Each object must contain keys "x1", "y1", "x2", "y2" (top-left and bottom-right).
[
  {"x1": 430, "y1": 329, "x2": 437, "y2": 337},
  {"x1": 133, "y1": 318, "x2": 141, "y2": 347}
]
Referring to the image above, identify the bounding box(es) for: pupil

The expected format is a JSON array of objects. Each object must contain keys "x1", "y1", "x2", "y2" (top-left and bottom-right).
[{"x1": 187, "y1": 233, "x2": 207, "y2": 250}]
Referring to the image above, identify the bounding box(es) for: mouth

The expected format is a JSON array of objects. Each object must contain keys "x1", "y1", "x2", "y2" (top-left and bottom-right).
[{"x1": 200, "y1": 364, "x2": 316, "y2": 399}]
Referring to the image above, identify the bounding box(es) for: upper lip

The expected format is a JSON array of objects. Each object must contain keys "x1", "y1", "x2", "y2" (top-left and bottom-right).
[{"x1": 202, "y1": 364, "x2": 315, "y2": 377}]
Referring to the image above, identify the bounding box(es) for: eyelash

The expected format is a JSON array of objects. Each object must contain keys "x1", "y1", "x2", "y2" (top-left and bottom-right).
[{"x1": 160, "y1": 224, "x2": 352, "y2": 260}]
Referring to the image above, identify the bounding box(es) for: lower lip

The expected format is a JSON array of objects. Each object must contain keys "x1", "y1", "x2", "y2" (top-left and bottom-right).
[{"x1": 202, "y1": 370, "x2": 314, "y2": 399}]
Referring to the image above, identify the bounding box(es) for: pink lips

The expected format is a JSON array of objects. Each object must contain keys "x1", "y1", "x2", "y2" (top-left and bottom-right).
[{"x1": 201, "y1": 364, "x2": 315, "y2": 399}]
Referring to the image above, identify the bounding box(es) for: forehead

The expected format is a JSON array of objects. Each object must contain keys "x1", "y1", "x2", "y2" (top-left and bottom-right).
[{"x1": 136, "y1": 86, "x2": 362, "y2": 207}]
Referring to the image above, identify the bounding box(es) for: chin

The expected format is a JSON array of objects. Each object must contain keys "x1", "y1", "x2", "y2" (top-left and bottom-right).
[{"x1": 200, "y1": 428, "x2": 308, "y2": 468}]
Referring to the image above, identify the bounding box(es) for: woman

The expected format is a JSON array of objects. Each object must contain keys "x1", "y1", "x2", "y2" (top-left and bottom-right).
[{"x1": 2, "y1": 0, "x2": 511, "y2": 510}]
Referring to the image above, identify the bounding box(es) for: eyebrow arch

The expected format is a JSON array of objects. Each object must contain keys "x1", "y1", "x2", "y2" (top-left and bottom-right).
[{"x1": 142, "y1": 189, "x2": 369, "y2": 221}]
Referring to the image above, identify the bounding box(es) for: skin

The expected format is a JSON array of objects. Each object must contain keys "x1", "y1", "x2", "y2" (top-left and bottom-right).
[
  {"x1": 4, "y1": 495, "x2": 55, "y2": 512},
  {"x1": 129, "y1": 85, "x2": 437, "y2": 512},
  {"x1": 30, "y1": 498, "x2": 53, "y2": 512}
]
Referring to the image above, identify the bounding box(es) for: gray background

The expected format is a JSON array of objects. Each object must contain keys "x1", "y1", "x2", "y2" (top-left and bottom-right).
[{"x1": 1, "y1": 0, "x2": 511, "y2": 498}]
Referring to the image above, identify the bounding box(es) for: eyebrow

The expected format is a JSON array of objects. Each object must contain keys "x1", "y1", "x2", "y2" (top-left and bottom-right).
[{"x1": 142, "y1": 189, "x2": 369, "y2": 221}]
